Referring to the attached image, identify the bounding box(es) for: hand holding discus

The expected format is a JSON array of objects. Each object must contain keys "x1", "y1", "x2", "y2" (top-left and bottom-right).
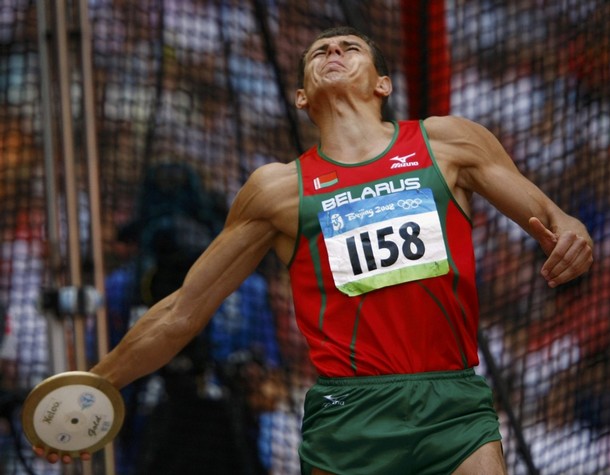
[{"x1": 22, "y1": 371, "x2": 124, "y2": 463}]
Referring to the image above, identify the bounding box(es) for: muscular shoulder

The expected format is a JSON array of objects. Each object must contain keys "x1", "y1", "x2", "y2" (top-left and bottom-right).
[
  {"x1": 248, "y1": 161, "x2": 298, "y2": 189},
  {"x1": 423, "y1": 115, "x2": 476, "y2": 135},
  {"x1": 233, "y1": 161, "x2": 299, "y2": 238},
  {"x1": 422, "y1": 115, "x2": 516, "y2": 212},
  {"x1": 244, "y1": 161, "x2": 298, "y2": 211},
  {"x1": 422, "y1": 115, "x2": 506, "y2": 168}
]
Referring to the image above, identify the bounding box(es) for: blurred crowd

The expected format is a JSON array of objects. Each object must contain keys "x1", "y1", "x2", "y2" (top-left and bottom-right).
[{"x1": 449, "y1": 2, "x2": 610, "y2": 473}]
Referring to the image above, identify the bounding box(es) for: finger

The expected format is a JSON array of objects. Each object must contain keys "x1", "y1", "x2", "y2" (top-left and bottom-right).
[
  {"x1": 80, "y1": 452, "x2": 92, "y2": 462},
  {"x1": 46, "y1": 452, "x2": 60, "y2": 464},
  {"x1": 528, "y1": 217, "x2": 557, "y2": 254},
  {"x1": 33, "y1": 446, "x2": 45, "y2": 457},
  {"x1": 542, "y1": 235, "x2": 592, "y2": 287},
  {"x1": 61, "y1": 454, "x2": 73, "y2": 464},
  {"x1": 541, "y1": 233, "x2": 577, "y2": 278},
  {"x1": 547, "y1": 249, "x2": 592, "y2": 286}
]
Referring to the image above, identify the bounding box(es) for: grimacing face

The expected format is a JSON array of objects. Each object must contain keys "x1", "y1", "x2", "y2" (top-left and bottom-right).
[
  {"x1": 297, "y1": 28, "x2": 391, "y2": 111},
  {"x1": 297, "y1": 27, "x2": 389, "y2": 88},
  {"x1": 304, "y1": 36, "x2": 377, "y2": 85}
]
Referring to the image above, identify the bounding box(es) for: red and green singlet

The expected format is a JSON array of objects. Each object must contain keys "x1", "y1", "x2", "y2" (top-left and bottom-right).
[{"x1": 288, "y1": 120, "x2": 480, "y2": 377}]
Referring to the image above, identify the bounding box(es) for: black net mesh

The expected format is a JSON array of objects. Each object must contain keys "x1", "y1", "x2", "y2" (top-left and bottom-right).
[{"x1": 0, "y1": 1, "x2": 608, "y2": 474}]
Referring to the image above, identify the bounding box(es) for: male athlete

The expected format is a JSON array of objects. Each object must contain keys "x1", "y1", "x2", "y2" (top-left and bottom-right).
[{"x1": 35, "y1": 27, "x2": 592, "y2": 474}]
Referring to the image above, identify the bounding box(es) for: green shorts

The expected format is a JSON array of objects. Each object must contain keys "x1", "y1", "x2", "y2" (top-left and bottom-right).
[{"x1": 299, "y1": 368, "x2": 501, "y2": 475}]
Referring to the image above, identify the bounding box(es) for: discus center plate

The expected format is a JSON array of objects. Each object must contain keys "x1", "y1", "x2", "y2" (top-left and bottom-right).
[{"x1": 22, "y1": 371, "x2": 125, "y2": 458}]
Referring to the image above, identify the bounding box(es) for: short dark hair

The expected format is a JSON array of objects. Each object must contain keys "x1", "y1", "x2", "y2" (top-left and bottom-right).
[{"x1": 297, "y1": 26, "x2": 389, "y2": 89}]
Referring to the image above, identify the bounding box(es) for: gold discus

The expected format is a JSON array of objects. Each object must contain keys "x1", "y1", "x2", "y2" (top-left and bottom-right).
[{"x1": 21, "y1": 371, "x2": 124, "y2": 458}]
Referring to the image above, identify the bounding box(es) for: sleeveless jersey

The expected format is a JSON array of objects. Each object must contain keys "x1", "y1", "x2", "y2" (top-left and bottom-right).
[{"x1": 288, "y1": 120, "x2": 480, "y2": 377}]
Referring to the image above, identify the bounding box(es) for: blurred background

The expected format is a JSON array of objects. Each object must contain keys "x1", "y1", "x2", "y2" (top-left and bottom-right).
[{"x1": 0, "y1": 1, "x2": 608, "y2": 474}]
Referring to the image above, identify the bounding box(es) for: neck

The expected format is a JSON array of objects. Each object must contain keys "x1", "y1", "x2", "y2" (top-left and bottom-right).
[{"x1": 314, "y1": 105, "x2": 394, "y2": 163}]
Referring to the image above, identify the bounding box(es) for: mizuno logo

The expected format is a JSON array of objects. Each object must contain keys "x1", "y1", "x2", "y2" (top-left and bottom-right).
[
  {"x1": 322, "y1": 394, "x2": 349, "y2": 407},
  {"x1": 389, "y1": 153, "x2": 419, "y2": 169}
]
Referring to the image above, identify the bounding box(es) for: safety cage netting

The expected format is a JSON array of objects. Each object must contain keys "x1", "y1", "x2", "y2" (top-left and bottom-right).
[{"x1": 0, "y1": 1, "x2": 608, "y2": 474}]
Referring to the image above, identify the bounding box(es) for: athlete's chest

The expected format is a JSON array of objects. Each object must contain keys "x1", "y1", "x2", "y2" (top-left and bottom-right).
[{"x1": 297, "y1": 128, "x2": 451, "y2": 296}]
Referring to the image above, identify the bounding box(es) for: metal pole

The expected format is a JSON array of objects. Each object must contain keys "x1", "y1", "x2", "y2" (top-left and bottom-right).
[
  {"x1": 77, "y1": 0, "x2": 117, "y2": 472},
  {"x1": 77, "y1": 0, "x2": 109, "y2": 367},
  {"x1": 37, "y1": 1, "x2": 93, "y2": 474},
  {"x1": 53, "y1": 0, "x2": 88, "y2": 373},
  {"x1": 36, "y1": 0, "x2": 68, "y2": 376}
]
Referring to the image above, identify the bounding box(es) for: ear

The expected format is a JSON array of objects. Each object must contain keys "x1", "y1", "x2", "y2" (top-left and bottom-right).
[
  {"x1": 375, "y1": 76, "x2": 393, "y2": 100},
  {"x1": 295, "y1": 88, "x2": 308, "y2": 110}
]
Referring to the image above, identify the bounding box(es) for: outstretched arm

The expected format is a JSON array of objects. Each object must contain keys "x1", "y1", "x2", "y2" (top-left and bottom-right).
[
  {"x1": 91, "y1": 169, "x2": 284, "y2": 389},
  {"x1": 33, "y1": 162, "x2": 299, "y2": 463},
  {"x1": 425, "y1": 116, "x2": 593, "y2": 287}
]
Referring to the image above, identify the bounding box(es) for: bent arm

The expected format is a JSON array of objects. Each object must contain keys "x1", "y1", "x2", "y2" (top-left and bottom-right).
[{"x1": 426, "y1": 116, "x2": 593, "y2": 287}]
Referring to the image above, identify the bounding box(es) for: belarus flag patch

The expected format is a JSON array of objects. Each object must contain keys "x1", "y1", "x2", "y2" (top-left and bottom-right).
[{"x1": 313, "y1": 171, "x2": 338, "y2": 190}]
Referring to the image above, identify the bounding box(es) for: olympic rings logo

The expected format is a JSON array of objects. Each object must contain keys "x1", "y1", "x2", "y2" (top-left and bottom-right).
[{"x1": 397, "y1": 198, "x2": 422, "y2": 210}]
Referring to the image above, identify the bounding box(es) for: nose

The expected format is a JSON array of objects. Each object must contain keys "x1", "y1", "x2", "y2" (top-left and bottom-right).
[{"x1": 326, "y1": 42, "x2": 344, "y2": 57}]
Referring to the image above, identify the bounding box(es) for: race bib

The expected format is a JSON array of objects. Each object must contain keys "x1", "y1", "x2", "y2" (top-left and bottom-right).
[{"x1": 318, "y1": 188, "x2": 449, "y2": 296}]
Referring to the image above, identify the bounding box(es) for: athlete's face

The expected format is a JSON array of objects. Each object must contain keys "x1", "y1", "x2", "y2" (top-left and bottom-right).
[
  {"x1": 305, "y1": 35, "x2": 374, "y2": 82},
  {"x1": 295, "y1": 35, "x2": 389, "y2": 111}
]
